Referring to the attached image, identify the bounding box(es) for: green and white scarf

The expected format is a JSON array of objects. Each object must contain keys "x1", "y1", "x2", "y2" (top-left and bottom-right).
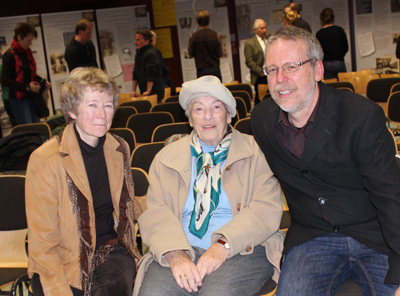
[{"x1": 188, "y1": 126, "x2": 232, "y2": 239}]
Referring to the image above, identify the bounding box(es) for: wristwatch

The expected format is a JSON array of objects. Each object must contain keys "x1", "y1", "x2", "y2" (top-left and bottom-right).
[{"x1": 217, "y1": 239, "x2": 230, "y2": 249}]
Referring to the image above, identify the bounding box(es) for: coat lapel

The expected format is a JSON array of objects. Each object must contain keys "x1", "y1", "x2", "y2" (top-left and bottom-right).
[
  {"x1": 300, "y1": 83, "x2": 338, "y2": 168},
  {"x1": 104, "y1": 134, "x2": 124, "y2": 207},
  {"x1": 60, "y1": 124, "x2": 93, "y2": 203}
]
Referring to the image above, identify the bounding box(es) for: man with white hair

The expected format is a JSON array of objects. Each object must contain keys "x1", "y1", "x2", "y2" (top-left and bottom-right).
[{"x1": 244, "y1": 19, "x2": 268, "y2": 105}]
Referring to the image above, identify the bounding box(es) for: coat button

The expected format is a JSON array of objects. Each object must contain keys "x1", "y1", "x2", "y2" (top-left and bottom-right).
[
  {"x1": 226, "y1": 165, "x2": 232, "y2": 171},
  {"x1": 237, "y1": 203, "x2": 241, "y2": 211},
  {"x1": 318, "y1": 197, "x2": 326, "y2": 205},
  {"x1": 333, "y1": 226, "x2": 340, "y2": 232},
  {"x1": 245, "y1": 246, "x2": 252, "y2": 252}
]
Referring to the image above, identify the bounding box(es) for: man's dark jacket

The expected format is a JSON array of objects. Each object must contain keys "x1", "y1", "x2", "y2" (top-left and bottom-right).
[
  {"x1": 132, "y1": 43, "x2": 164, "y2": 102},
  {"x1": 64, "y1": 38, "x2": 98, "y2": 72},
  {"x1": 251, "y1": 82, "x2": 400, "y2": 284}
]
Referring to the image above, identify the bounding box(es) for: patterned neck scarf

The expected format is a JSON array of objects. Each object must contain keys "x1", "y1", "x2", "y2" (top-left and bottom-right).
[
  {"x1": 189, "y1": 125, "x2": 232, "y2": 239},
  {"x1": 10, "y1": 39, "x2": 36, "y2": 99}
]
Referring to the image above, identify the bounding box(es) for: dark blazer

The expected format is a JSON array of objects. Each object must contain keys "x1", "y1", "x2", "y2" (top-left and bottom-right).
[
  {"x1": 251, "y1": 82, "x2": 400, "y2": 284},
  {"x1": 244, "y1": 35, "x2": 265, "y2": 85}
]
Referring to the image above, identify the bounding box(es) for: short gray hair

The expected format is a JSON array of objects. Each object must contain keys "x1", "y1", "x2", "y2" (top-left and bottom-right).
[
  {"x1": 253, "y1": 19, "x2": 265, "y2": 29},
  {"x1": 266, "y1": 26, "x2": 323, "y2": 64}
]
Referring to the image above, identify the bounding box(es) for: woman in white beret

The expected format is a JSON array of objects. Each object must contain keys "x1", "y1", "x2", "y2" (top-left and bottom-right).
[{"x1": 134, "y1": 75, "x2": 284, "y2": 296}]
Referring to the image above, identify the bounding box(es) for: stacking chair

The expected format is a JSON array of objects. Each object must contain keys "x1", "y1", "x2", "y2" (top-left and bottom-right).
[
  {"x1": 150, "y1": 102, "x2": 187, "y2": 123},
  {"x1": 380, "y1": 73, "x2": 400, "y2": 78},
  {"x1": 257, "y1": 84, "x2": 269, "y2": 102},
  {"x1": 120, "y1": 99, "x2": 152, "y2": 113},
  {"x1": 130, "y1": 142, "x2": 164, "y2": 173},
  {"x1": 131, "y1": 167, "x2": 149, "y2": 197},
  {"x1": 324, "y1": 81, "x2": 355, "y2": 92},
  {"x1": 230, "y1": 90, "x2": 252, "y2": 113},
  {"x1": 234, "y1": 117, "x2": 252, "y2": 135},
  {"x1": 0, "y1": 175, "x2": 30, "y2": 296},
  {"x1": 390, "y1": 82, "x2": 400, "y2": 94},
  {"x1": 234, "y1": 97, "x2": 248, "y2": 119},
  {"x1": 111, "y1": 106, "x2": 137, "y2": 129},
  {"x1": 11, "y1": 123, "x2": 51, "y2": 140},
  {"x1": 388, "y1": 91, "x2": 400, "y2": 123},
  {"x1": 126, "y1": 112, "x2": 174, "y2": 143},
  {"x1": 321, "y1": 78, "x2": 338, "y2": 83},
  {"x1": 226, "y1": 83, "x2": 253, "y2": 98},
  {"x1": 109, "y1": 128, "x2": 136, "y2": 154},
  {"x1": 367, "y1": 77, "x2": 400, "y2": 103},
  {"x1": 163, "y1": 95, "x2": 179, "y2": 103},
  {"x1": 151, "y1": 122, "x2": 192, "y2": 142}
]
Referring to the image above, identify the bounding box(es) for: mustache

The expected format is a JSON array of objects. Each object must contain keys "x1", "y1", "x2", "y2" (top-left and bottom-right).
[{"x1": 273, "y1": 84, "x2": 298, "y2": 93}]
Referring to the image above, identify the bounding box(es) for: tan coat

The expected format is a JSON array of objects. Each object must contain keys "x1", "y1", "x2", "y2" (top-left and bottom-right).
[
  {"x1": 25, "y1": 124, "x2": 142, "y2": 296},
  {"x1": 134, "y1": 129, "x2": 284, "y2": 295}
]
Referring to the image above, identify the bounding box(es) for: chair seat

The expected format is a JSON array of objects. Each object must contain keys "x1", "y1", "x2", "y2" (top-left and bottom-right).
[
  {"x1": 254, "y1": 278, "x2": 277, "y2": 296},
  {"x1": 0, "y1": 268, "x2": 27, "y2": 287}
]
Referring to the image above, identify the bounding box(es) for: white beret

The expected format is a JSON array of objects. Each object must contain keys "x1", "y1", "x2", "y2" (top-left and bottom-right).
[{"x1": 179, "y1": 75, "x2": 237, "y2": 118}]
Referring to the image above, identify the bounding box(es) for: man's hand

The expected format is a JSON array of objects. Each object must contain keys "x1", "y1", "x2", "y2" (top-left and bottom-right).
[
  {"x1": 130, "y1": 90, "x2": 138, "y2": 97},
  {"x1": 196, "y1": 241, "x2": 230, "y2": 280},
  {"x1": 164, "y1": 250, "x2": 202, "y2": 293},
  {"x1": 395, "y1": 286, "x2": 400, "y2": 296}
]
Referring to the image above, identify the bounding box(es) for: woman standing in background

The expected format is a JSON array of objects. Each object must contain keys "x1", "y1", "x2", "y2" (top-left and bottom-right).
[
  {"x1": 316, "y1": 8, "x2": 349, "y2": 80},
  {"x1": 1, "y1": 22, "x2": 51, "y2": 124}
]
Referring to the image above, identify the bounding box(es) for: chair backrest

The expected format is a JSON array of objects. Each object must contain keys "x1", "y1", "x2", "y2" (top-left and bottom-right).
[
  {"x1": 150, "y1": 102, "x2": 187, "y2": 123},
  {"x1": 234, "y1": 97, "x2": 248, "y2": 119},
  {"x1": 11, "y1": 123, "x2": 51, "y2": 140},
  {"x1": 164, "y1": 87, "x2": 171, "y2": 101},
  {"x1": 234, "y1": 117, "x2": 252, "y2": 135},
  {"x1": 0, "y1": 175, "x2": 26, "y2": 231},
  {"x1": 131, "y1": 167, "x2": 149, "y2": 196},
  {"x1": 109, "y1": 128, "x2": 136, "y2": 154},
  {"x1": 0, "y1": 175, "x2": 28, "y2": 269},
  {"x1": 381, "y1": 73, "x2": 400, "y2": 78},
  {"x1": 366, "y1": 77, "x2": 400, "y2": 102},
  {"x1": 390, "y1": 82, "x2": 400, "y2": 94},
  {"x1": 226, "y1": 83, "x2": 253, "y2": 98},
  {"x1": 126, "y1": 112, "x2": 174, "y2": 143},
  {"x1": 120, "y1": 99, "x2": 152, "y2": 113},
  {"x1": 130, "y1": 142, "x2": 164, "y2": 173},
  {"x1": 325, "y1": 81, "x2": 355, "y2": 92},
  {"x1": 338, "y1": 70, "x2": 375, "y2": 94},
  {"x1": 258, "y1": 84, "x2": 269, "y2": 101},
  {"x1": 322, "y1": 78, "x2": 338, "y2": 83},
  {"x1": 388, "y1": 91, "x2": 400, "y2": 122},
  {"x1": 230, "y1": 90, "x2": 252, "y2": 113},
  {"x1": 163, "y1": 95, "x2": 179, "y2": 103},
  {"x1": 338, "y1": 69, "x2": 371, "y2": 81},
  {"x1": 111, "y1": 106, "x2": 138, "y2": 128},
  {"x1": 152, "y1": 122, "x2": 192, "y2": 142},
  {"x1": 337, "y1": 87, "x2": 354, "y2": 92}
]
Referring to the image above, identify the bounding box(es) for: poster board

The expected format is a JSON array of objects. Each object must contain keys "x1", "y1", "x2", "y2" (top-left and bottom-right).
[
  {"x1": 41, "y1": 10, "x2": 100, "y2": 111},
  {"x1": 175, "y1": 0, "x2": 234, "y2": 83},
  {"x1": 353, "y1": 0, "x2": 400, "y2": 72},
  {"x1": 96, "y1": 6, "x2": 151, "y2": 93}
]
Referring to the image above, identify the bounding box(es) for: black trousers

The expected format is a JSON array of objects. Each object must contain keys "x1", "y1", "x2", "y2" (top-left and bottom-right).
[{"x1": 31, "y1": 244, "x2": 136, "y2": 296}]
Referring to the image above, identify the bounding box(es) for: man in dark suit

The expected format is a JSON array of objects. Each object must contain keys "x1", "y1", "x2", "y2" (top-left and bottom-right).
[
  {"x1": 244, "y1": 19, "x2": 268, "y2": 105},
  {"x1": 251, "y1": 26, "x2": 400, "y2": 296}
]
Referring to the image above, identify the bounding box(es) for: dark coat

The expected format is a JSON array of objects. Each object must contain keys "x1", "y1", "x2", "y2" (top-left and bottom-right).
[{"x1": 251, "y1": 82, "x2": 400, "y2": 284}]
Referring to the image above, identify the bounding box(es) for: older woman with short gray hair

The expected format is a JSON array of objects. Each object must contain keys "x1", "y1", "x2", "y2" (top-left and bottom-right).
[{"x1": 134, "y1": 75, "x2": 284, "y2": 296}]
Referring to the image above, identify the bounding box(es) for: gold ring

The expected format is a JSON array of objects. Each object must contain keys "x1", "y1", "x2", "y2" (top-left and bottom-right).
[{"x1": 180, "y1": 273, "x2": 186, "y2": 278}]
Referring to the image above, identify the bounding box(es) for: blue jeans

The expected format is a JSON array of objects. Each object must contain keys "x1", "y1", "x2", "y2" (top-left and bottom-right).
[
  {"x1": 323, "y1": 60, "x2": 347, "y2": 80},
  {"x1": 139, "y1": 245, "x2": 273, "y2": 296},
  {"x1": 276, "y1": 233, "x2": 397, "y2": 296},
  {"x1": 9, "y1": 97, "x2": 40, "y2": 124}
]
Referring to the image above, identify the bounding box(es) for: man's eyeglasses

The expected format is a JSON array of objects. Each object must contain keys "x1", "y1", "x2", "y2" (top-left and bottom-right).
[{"x1": 263, "y1": 58, "x2": 314, "y2": 76}]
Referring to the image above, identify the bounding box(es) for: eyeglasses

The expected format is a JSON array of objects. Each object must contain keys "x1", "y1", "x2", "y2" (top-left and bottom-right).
[{"x1": 263, "y1": 58, "x2": 314, "y2": 76}]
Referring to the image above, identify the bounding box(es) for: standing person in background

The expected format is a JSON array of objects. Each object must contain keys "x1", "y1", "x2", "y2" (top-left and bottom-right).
[
  {"x1": 131, "y1": 30, "x2": 164, "y2": 103},
  {"x1": 283, "y1": 2, "x2": 312, "y2": 33},
  {"x1": 282, "y1": 10, "x2": 299, "y2": 27},
  {"x1": 150, "y1": 30, "x2": 176, "y2": 96},
  {"x1": 188, "y1": 10, "x2": 223, "y2": 81},
  {"x1": 244, "y1": 19, "x2": 268, "y2": 105},
  {"x1": 65, "y1": 19, "x2": 98, "y2": 72},
  {"x1": 1, "y1": 22, "x2": 51, "y2": 124},
  {"x1": 316, "y1": 8, "x2": 349, "y2": 80}
]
